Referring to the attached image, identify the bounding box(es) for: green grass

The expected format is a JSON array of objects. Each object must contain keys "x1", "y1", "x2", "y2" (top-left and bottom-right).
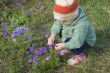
[{"x1": 0, "y1": 0, "x2": 110, "y2": 73}]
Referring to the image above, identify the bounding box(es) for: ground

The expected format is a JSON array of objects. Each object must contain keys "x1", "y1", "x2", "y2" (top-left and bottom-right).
[{"x1": 0, "y1": 0, "x2": 110, "y2": 73}]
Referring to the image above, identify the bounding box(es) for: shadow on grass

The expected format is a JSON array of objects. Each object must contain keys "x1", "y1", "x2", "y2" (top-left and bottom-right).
[{"x1": 93, "y1": 23, "x2": 110, "y2": 55}]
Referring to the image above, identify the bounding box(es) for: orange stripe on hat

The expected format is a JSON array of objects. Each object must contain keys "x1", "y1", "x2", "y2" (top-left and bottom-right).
[{"x1": 53, "y1": 0, "x2": 78, "y2": 14}]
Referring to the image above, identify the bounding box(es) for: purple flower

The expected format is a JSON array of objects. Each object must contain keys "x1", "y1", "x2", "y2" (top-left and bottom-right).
[
  {"x1": 35, "y1": 47, "x2": 47, "y2": 56},
  {"x1": 12, "y1": 26, "x2": 29, "y2": 39},
  {"x1": 39, "y1": 47, "x2": 46, "y2": 52},
  {"x1": 1, "y1": 22, "x2": 4, "y2": 26},
  {"x1": 33, "y1": 55, "x2": 38, "y2": 61},
  {"x1": 33, "y1": 2, "x2": 42, "y2": 12},
  {"x1": 2, "y1": 26, "x2": 6, "y2": 33},
  {"x1": 27, "y1": 58, "x2": 33, "y2": 64},
  {"x1": 15, "y1": 26, "x2": 29, "y2": 31},
  {"x1": 46, "y1": 45, "x2": 54, "y2": 50},
  {"x1": 29, "y1": 47, "x2": 34, "y2": 53},
  {"x1": 26, "y1": 47, "x2": 34, "y2": 55},
  {"x1": 24, "y1": 36, "x2": 31, "y2": 40},
  {"x1": 35, "y1": 60, "x2": 39, "y2": 64},
  {"x1": 26, "y1": 51, "x2": 30, "y2": 55},
  {"x1": 16, "y1": 2, "x2": 22, "y2": 7},
  {"x1": 12, "y1": 31, "x2": 24, "y2": 38},
  {"x1": 45, "y1": 56, "x2": 51, "y2": 61},
  {"x1": 36, "y1": 2, "x2": 42, "y2": 9},
  {"x1": 35, "y1": 51, "x2": 42, "y2": 56},
  {"x1": 25, "y1": 9, "x2": 30, "y2": 16},
  {"x1": 56, "y1": 51, "x2": 62, "y2": 55},
  {"x1": 39, "y1": 47, "x2": 47, "y2": 54},
  {"x1": 3, "y1": 32, "x2": 9, "y2": 37},
  {"x1": 1, "y1": 22, "x2": 9, "y2": 37},
  {"x1": 1, "y1": 22, "x2": 6, "y2": 32}
]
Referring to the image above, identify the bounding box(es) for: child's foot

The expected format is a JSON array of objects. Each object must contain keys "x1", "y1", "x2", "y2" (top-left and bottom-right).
[
  {"x1": 67, "y1": 53, "x2": 86, "y2": 66},
  {"x1": 59, "y1": 49, "x2": 71, "y2": 56}
]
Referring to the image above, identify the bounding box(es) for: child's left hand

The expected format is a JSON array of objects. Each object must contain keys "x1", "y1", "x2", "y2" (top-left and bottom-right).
[{"x1": 55, "y1": 43, "x2": 64, "y2": 51}]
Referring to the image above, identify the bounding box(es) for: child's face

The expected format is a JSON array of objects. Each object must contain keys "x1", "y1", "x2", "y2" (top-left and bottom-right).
[{"x1": 60, "y1": 19, "x2": 74, "y2": 25}]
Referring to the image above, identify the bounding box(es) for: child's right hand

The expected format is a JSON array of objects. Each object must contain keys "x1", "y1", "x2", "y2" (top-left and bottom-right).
[{"x1": 47, "y1": 34, "x2": 55, "y2": 46}]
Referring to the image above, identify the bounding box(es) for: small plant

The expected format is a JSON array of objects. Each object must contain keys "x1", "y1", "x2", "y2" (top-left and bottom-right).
[{"x1": 26, "y1": 45, "x2": 60, "y2": 73}]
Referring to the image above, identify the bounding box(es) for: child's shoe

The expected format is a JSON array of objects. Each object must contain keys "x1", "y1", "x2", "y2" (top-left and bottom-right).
[{"x1": 67, "y1": 53, "x2": 86, "y2": 66}]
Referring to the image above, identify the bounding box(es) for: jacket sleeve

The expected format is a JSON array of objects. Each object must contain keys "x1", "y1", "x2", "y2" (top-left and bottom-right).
[
  {"x1": 51, "y1": 20, "x2": 62, "y2": 36},
  {"x1": 64, "y1": 25, "x2": 88, "y2": 49}
]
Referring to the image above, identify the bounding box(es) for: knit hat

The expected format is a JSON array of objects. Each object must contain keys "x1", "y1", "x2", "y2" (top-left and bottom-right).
[{"x1": 53, "y1": 0, "x2": 79, "y2": 20}]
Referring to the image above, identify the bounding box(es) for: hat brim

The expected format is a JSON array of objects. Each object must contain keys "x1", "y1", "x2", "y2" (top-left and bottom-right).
[{"x1": 53, "y1": 8, "x2": 79, "y2": 20}]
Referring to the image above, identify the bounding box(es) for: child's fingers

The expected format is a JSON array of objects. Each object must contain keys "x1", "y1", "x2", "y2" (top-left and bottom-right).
[
  {"x1": 47, "y1": 37, "x2": 54, "y2": 45},
  {"x1": 55, "y1": 44, "x2": 60, "y2": 50},
  {"x1": 47, "y1": 41, "x2": 52, "y2": 45},
  {"x1": 55, "y1": 44, "x2": 58, "y2": 47}
]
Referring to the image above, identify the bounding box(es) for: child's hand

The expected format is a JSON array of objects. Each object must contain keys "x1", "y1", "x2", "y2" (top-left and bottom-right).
[
  {"x1": 47, "y1": 35, "x2": 55, "y2": 46},
  {"x1": 55, "y1": 43, "x2": 64, "y2": 51}
]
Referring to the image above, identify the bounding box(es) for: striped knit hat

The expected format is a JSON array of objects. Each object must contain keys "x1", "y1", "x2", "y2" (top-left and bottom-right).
[{"x1": 53, "y1": 0, "x2": 79, "y2": 20}]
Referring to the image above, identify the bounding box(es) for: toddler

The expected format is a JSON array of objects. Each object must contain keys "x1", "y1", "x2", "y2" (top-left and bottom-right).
[{"x1": 47, "y1": 0, "x2": 96, "y2": 66}]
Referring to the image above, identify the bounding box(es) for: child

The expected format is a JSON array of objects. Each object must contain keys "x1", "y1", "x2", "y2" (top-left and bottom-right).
[{"x1": 47, "y1": 0, "x2": 96, "y2": 66}]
